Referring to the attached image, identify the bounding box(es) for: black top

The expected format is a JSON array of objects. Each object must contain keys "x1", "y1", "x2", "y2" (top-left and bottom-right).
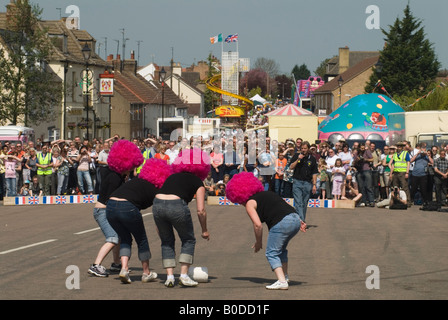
[
  {"x1": 110, "y1": 178, "x2": 158, "y2": 210},
  {"x1": 249, "y1": 191, "x2": 296, "y2": 230},
  {"x1": 97, "y1": 167, "x2": 125, "y2": 205},
  {"x1": 289, "y1": 153, "x2": 318, "y2": 182},
  {"x1": 158, "y1": 172, "x2": 204, "y2": 203}
]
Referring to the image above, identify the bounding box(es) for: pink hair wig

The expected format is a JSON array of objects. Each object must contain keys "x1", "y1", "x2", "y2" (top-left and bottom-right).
[
  {"x1": 172, "y1": 148, "x2": 211, "y2": 181},
  {"x1": 226, "y1": 172, "x2": 264, "y2": 204},
  {"x1": 107, "y1": 140, "x2": 144, "y2": 174},
  {"x1": 139, "y1": 158, "x2": 172, "y2": 188}
]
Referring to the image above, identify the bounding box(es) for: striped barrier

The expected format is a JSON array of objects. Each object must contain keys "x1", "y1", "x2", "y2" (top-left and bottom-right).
[
  {"x1": 207, "y1": 196, "x2": 355, "y2": 209},
  {"x1": 2, "y1": 195, "x2": 98, "y2": 206}
]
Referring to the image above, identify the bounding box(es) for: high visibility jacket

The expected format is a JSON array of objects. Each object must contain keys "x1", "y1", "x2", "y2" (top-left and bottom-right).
[
  {"x1": 135, "y1": 149, "x2": 152, "y2": 174},
  {"x1": 393, "y1": 151, "x2": 408, "y2": 173},
  {"x1": 37, "y1": 152, "x2": 52, "y2": 175}
]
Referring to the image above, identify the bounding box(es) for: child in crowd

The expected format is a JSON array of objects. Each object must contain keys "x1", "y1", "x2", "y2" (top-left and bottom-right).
[
  {"x1": 318, "y1": 159, "x2": 328, "y2": 200},
  {"x1": 19, "y1": 180, "x2": 31, "y2": 196},
  {"x1": 331, "y1": 158, "x2": 346, "y2": 200},
  {"x1": 274, "y1": 152, "x2": 287, "y2": 196}
]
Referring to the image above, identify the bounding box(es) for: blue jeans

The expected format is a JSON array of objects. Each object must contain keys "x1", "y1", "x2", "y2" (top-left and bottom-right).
[
  {"x1": 76, "y1": 170, "x2": 93, "y2": 193},
  {"x1": 6, "y1": 177, "x2": 17, "y2": 197},
  {"x1": 292, "y1": 178, "x2": 313, "y2": 222},
  {"x1": 358, "y1": 170, "x2": 374, "y2": 204},
  {"x1": 152, "y1": 198, "x2": 196, "y2": 268},
  {"x1": 266, "y1": 213, "x2": 301, "y2": 270},
  {"x1": 57, "y1": 173, "x2": 69, "y2": 195},
  {"x1": 94, "y1": 207, "x2": 119, "y2": 244},
  {"x1": 106, "y1": 200, "x2": 151, "y2": 261},
  {"x1": 274, "y1": 178, "x2": 284, "y2": 196}
]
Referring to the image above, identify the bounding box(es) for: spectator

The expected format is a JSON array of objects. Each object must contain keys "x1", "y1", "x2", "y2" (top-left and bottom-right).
[
  {"x1": 381, "y1": 145, "x2": 395, "y2": 200},
  {"x1": 30, "y1": 175, "x2": 42, "y2": 197},
  {"x1": 274, "y1": 150, "x2": 287, "y2": 196},
  {"x1": 0, "y1": 152, "x2": 5, "y2": 201},
  {"x1": 155, "y1": 144, "x2": 170, "y2": 163},
  {"x1": 210, "y1": 145, "x2": 224, "y2": 183},
  {"x1": 56, "y1": 148, "x2": 72, "y2": 195},
  {"x1": 281, "y1": 141, "x2": 295, "y2": 198},
  {"x1": 76, "y1": 146, "x2": 94, "y2": 195},
  {"x1": 36, "y1": 145, "x2": 52, "y2": 196},
  {"x1": 331, "y1": 158, "x2": 345, "y2": 200},
  {"x1": 19, "y1": 180, "x2": 31, "y2": 196},
  {"x1": 203, "y1": 171, "x2": 215, "y2": 198},
  {"x1": 390, "y1": 142, "x2": 411, "y2": 207},
  {"x1": 4, "y1": 153, "x2": 20, "y2": 197},
  {"x1": 318, "y1": 158, "x2": 329, "y2": 200},
  {"x1": 377, "y1": 186, "x2": 408, "y2": 209},
  {"x1": 410, "y1": 142, "x2": 433, "y2": 205},
  {"x1": 433, "y1": 149, "x2": 448, "y2": 207},
  {"x1": 96, "y1": 142, "x2": 110, "y2": 194},
  {"x1": 165, "y1": 140, "x2": 179, "y2": 165},
  {"x1": 356, "y1": 143, "x2": 375, "y2": 207},
  {"x1": 370, "y1": 142, "x2": 382, "y2": 201},
  {"x1": 50, "y1": 148, "x2": 60, "y2": 195},
  {"x1": 325, "y1": 148, "x2": 339, "y2": 199},
  {"x1": 341, "y1": 173, "x2": 363, "y2": 205}
]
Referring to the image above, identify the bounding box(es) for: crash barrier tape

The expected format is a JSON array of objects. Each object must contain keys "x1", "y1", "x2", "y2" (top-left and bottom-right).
[
  {"x1": 2, "y1": 195, "x2": 98, "y2": 206},
  {"x1": 207, "y1": 196, "x2": 355, "y2": 209}
]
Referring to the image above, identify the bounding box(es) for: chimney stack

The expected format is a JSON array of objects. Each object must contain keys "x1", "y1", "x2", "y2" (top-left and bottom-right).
[{"x1": 338, "y1": 46, "x2": 350, "y2": 74}]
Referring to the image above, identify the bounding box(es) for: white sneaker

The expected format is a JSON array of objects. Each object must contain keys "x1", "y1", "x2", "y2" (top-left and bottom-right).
[
  {"x1": 165, "y1": 278, "x2": 175, "y2": 288},
  {"x1": 179, "y1": 275, "x2": 198, "y2": 287},
  {"x1": 266, "y1": 280, "x2": 288, "y2": 290},
  {"x1": 142, "y1": 271, "x2": 158, "y2": 283},
  {"x1": 119, "y1": 269, "x2": 131, "y2": 284}
]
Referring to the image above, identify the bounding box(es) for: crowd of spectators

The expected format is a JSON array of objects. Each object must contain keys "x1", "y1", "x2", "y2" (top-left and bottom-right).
[{"x1": 2, "y1": 131, "x2": 447, "y2": 209}]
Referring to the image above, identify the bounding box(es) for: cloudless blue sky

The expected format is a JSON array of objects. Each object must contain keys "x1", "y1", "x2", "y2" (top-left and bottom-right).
[{"x1": 3, "y1": 0, "x2": 447, "y2": 74}]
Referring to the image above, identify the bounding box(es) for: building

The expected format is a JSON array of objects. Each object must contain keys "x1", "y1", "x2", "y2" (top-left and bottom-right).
[
  {"x1": 138, "y1": 61, "x2": 204, "y2": 117},
  {"x1": 109, "y1": 54, "x2": 190, "y2": 139},
  {"x1": 314, "y1": 54, "x2": 379, "y2": 116}
]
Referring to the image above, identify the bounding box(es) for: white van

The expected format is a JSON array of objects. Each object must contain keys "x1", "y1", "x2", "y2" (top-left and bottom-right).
[{"x1": 0, "y1": 125, "x2": 35, "y2": 146}]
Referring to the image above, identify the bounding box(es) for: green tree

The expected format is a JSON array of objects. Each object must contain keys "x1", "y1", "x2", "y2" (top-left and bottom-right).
[
  {"x1": 314, "y1": 57, "x2": 333, "y2": 78},
  {"x1": 203, "y1": 53, "x2": 220, "y2": 115},
  {"x1": 0, "y1": 0, "x2": 62, "y2": 126},
  {"x1": 365, "y1": 4, "x2": 440, "y2": 96},
  {"x1": 292, "y1": 63, "x2": 310, "y2": 81}
]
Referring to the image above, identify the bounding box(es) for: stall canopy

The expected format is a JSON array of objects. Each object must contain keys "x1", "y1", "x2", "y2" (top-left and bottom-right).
[
  {"x1": 318, "y1": 93, "x2": 404, "y2": 145},
  {"x1": 250, "y1": 94, "x2": 266, "y2": 104},
  {"x1": 266, "y1": 104, "x2": 314, "y2": 116}
]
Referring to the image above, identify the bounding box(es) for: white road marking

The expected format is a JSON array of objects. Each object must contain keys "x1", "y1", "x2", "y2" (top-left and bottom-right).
[{"x1": 0, "y1": 239, "x2": 58, "y2": 255}]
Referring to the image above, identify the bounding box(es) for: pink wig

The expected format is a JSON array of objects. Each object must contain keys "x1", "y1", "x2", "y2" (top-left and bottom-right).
[
  {"x1": 139, "y1": 158, "x2": 172, "y2": 188},
  {"x1": 107, "y1": 140, "x2": 144, "y2": 174},
  {"x1": 226, "y1": 172, "x2": 264, "y2": 204},
  {"x1": 172, "y1": 148, "x2": 211, "y2": 181}
]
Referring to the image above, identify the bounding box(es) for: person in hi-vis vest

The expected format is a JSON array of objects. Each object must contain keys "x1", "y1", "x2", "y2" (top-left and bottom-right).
[
  {"x1": 135, "y1": 138, "x2": 156, "y2": 175},
  {"x1": 36, "y1": 145, "x2": 53, "y2": 195},
  {"x1": 389, "y1": 141, "x2": 411, "y2": 206}
]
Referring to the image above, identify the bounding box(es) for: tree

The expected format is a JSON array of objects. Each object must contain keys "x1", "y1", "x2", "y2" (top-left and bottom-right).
[
  {"x1": 240, "y1": 68, "x2": 268, "y2": 96},
  {"x1": 292, "y1": 64, "x2": 310, "y2": 81},
  {"x1": 314, "y1": 57, "x2": 333, "y2": 78},
  {"x1": 203, "y1": 53, "x2": 220, "y2": 115},
  {"x1": 0, "y1": 0, "x2": 62, "y2": 126},
  {"x1": 253, "y1": 57, "x2": 280, "y2": 78},
  {"x1": 365, "y1": 4, "x2": 440, "y2": 96}
]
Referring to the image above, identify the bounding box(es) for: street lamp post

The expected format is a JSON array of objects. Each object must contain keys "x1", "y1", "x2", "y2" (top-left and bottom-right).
[
  {"x1": 338, "y1": 76, "x2": 344, "y2": 107},
  {"x1": 159, "y1": 67, "x2": 166, "y2": 139},
  {"x1": 82, "y1": 43, "x2": 91, "y2": 140}
]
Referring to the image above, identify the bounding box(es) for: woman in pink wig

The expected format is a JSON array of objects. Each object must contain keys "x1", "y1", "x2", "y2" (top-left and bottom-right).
[
  {"x1": 106, "y1": 158, "x2": 172, "y2": 284},
  {"x1": 226, "y1": 171, "x2": 306, "y2": 290},
  {"x1": 88, "y1": 140, "x2": 143, "y2": 278},
  {"x1": 152, "y1": 148, "x2": 211, "y2": 287}
]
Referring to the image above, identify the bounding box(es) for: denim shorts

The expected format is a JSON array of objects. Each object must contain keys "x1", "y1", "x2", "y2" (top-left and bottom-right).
[
  {"x1": 265, "y1": 213, "x2": 301, "y2": 270},
  {"x1": 93, "y1": 207, "x2": 119, "y2": 244}
]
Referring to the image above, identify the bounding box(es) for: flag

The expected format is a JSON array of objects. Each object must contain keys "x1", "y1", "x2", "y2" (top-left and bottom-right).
[
  {"x1": 28, "y1": 196, "x2": 40, "y2": 205},
  {"x1": 225, "y1": 34, "x2": 238, "y2": 43},
  {"x1": 324, "y1": 200, "x2": 335, "y2": 208},
  {"x1": 210, "y1": 33, "x2": 222, "y2": 44},
  {"x1": 308, "y1": 199, "x2": 321, "y2": 208},
  {"x1": 55, "y1": 196, "x2": 66, "y2": 204},
  {"x1": 218, "y1": 196, "x2": 232, "y2": 205},
  {"x1": 83, "y1": 195, "x2": 96, "y2": 203}
]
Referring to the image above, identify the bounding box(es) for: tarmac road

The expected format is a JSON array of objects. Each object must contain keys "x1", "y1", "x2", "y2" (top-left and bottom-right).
[{"x1": 1, "y1": 200, "x2": 448, "y2": 310}]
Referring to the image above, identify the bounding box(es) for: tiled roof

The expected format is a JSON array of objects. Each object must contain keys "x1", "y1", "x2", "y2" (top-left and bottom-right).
[
  {"x1": 315, "y1": 55, "x2": 379, "y2": 93},
  {"x1": 326, "y1": 51, "x2": 380, "y2": 75}
]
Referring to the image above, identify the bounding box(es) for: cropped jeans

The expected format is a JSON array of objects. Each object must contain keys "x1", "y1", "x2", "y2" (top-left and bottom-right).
[
  {"x1": 152, "y1": 198, "x2": 196, "y2": 268},
  {"x1": 265, "y1": 213, "x2": 301, "y2": 270},
  {"x1": 106, "y1": 199, "x2": 151, "y2": 261},
  {"x1": 94, "y1": 207, "x2": 119, "y2": 244}
]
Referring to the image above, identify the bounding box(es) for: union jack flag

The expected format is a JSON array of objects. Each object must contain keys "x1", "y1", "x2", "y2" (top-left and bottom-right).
[
  {"x1": 308, "y1": 199, "x2": 321, "y2": 207},
  {"x1": 218, "y1": 196, "x2": 232, "y2": 205},
  {"x1": 55, "y1": 196, "x2": 66, "y2": 204},
  {"x1": 83, "y1": 195, "x2": 95, "y2": 203},
  {"x1": 28, "y1": 196, "x2": 39, "y2": 205},
  {"x1": 225, "y1": 34, "x2": 238, "y2": 43},
  {"x1": 283, "y1": 198, "x2": 291, "y2": 204}
]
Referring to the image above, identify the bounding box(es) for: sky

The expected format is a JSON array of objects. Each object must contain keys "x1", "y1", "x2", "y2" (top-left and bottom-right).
[{"x1": 3, "y1": 0, "x2": 447, "y2": 74}]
